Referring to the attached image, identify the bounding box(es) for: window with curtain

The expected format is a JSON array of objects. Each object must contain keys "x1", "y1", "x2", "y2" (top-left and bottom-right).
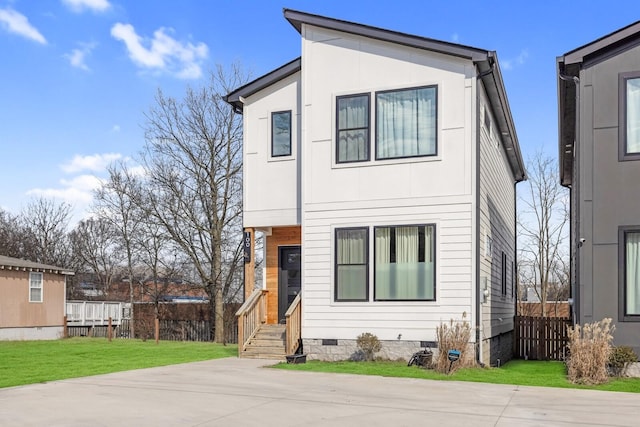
[
  {"x1": 29, "y1": 272, "x2": 43, "y2": 303},
  {"x1": 376, "y1": 86, "x2": 437, "y2": 160},
  {"x1": 374, "y1": 224, "x2": 435, "y2": 301},
  {"x1": 335, "y1": 228, "x2": 368, "y2": 301},
  {"x1": 336, "y1": 94, "x2": 370, "y2": 163},
  {"x1": 627, "y1": 77, "x2": 640, "y2": 154},
  {"x1": 272, "y1": 110, "x2": 292, "y2": 157},
  {"x1": 625, "y1": 231, "x2": 640, "y2": 316}
]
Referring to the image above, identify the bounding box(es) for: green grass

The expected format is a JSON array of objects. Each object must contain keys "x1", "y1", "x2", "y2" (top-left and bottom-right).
[
  {"x1": 0, "y1": 338, "x2": 237, "y2": 388},
  {"x1": 274, "y1": 359, "x2": 640, "y2": 393}
]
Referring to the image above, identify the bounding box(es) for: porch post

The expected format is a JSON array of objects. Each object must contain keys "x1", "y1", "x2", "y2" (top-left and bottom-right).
[{"x1": 244, "y1": 227, "x2": 255, "y2": 301}]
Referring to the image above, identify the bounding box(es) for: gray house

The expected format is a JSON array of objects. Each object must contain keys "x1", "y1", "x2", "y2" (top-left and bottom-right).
[{"x1": 558, "y1": 21, "x2": 640, "y2": 354}]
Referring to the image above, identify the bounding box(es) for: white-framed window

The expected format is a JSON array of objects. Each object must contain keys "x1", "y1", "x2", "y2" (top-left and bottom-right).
[
  {"x1": 374, "y1": 224, "x2": 436, "y2": 301},
  {"x1": 29, "y1": 272, "x2": 43, "y2": 303}
]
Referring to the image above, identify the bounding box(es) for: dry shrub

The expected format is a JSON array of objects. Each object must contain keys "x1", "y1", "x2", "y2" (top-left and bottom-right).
[
  {"x1": 566, "y1": 318, "x2": 614, "y2": 385},
  {"x1": 356, "y1": 332, "x2": 382, "y2": 361},
  {"x1": 434, "y1": 316, "x2": 473, "y2": 374},
  {"x1": 609, "y1": 346, "x2": 638, "y2": 377}
]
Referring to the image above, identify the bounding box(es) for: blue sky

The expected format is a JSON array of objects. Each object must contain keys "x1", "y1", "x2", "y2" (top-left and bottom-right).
[{"x1": 0, "y1": 0, "x2": 636, "y2": 224}]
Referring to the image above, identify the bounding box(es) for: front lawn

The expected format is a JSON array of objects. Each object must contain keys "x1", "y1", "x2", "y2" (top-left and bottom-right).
[
  {"x1": 0, "y1": 338, "x2": 237, "y2": 388},
  {"x1": 274, "y1": 359, "x2": 640, "y2": 393}
]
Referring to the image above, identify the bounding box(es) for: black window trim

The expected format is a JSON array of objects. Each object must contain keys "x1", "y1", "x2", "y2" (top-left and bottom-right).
[
  {"x1": 501, "y1": 251, "x2": 507, "y2": 296},
  {"x1": 374, "y1": 84, "x2": 438, "y2": 161},
  {"x1": 336, "y1": 93, "x2": 371, "y2": 164},
  {"x1": 618, "y1": 226, "x2": 640, "y2": 322},
  {"x1": 271, "y1": 110, "x2": 292, "y2": 158},
  {"x1": 373, "y1": 223, "x2": 436, "y2": 302},
  {"x1": 618, "y1": 71, "x2": 640, "y2": 162},
  {"x1": 334, "y1": 226, "x2": 369, "y2": 302}
]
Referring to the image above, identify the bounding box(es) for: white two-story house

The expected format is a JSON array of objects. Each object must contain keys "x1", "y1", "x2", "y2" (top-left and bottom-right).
[{"x1": 227, "y1": 9, "x2": 525, "y2": 365}]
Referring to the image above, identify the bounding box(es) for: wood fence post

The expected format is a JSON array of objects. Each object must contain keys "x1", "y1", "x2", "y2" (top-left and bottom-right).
[
  {"x1": 155, "y1": 318, "x2": 160, "y2": 344},
  {"x1": 108, "y1": 317, "x2": 112, "y2": 342},
  {"x1": 63, "y1": 315, "x2": 68, "y2": 339}
]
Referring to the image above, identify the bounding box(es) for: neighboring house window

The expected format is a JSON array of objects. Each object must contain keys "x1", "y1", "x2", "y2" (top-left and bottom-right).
[
  {"x1": 376, "y1": 86, "x2": 437, "y2": 160},
  {"x1": 501, "y1": 252, "x2": 507, "y2": 296},
  {"x1": 620, "y1": 228, "x2": 640, "y2": 320},
  {"x1": 335, "y1": 227, "x2": 368, "y2": 301},
  {"x1": 374, "y1": 224, "x2": 435, "y2": 301},
  {"x1": 272, "y1": 110, "x2": 292, "y2": 157},
  {"x1": 336, "y1": 94, "x2": 370, "y2": 163},
  {"x1": 620, "y1": 72, "x2": 640, "y2": 160},
  {"x1": 29, "y1": 272, "x2": 43, "y2": 303}
]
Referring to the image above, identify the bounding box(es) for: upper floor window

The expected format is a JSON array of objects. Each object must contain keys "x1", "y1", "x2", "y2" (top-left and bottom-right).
[
  {"x1": 374, "y1": 224, "x2": 435, "y2": 301},
  {"x1": 620, "y1": 227, "x2": 640, "y2": 321},
  {"x1": 272, "y1": 110, "x2": 292, "y2": 157},
  {"x1": 620, "y1": 72, "x2": 640, "y2": 160},
  {"x1": 376, "y1": 86, "x2": 437, "y2": 160},
  {"x1": 29, "y1": 272, "x2": 43, "y2": 303},
  {"x1": 335, "y1": 227, "x2": 368, "y2": 301},
  {"x1": 336, "y1": 94, "x2": 370, "y2": 163}
]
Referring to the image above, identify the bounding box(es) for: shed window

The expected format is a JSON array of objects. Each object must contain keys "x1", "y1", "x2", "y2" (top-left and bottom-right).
[{"x1": 29, "y1": 272, "x2": 43, "y2": 303}]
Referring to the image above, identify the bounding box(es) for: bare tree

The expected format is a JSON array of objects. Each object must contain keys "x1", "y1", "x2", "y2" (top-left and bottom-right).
[
  {"x1": 137, "y1": 64, "x2": 247, "y2": 342},
  {"x1": 94, "y1": 162, "x2": 144, "y2": 335},
  {"x1": 0, "y1": 208, "x2": 31, "y2": 258},
  {"x1": 70, "y1": 218, "x2": 123, "y2": 298},
  {"x1": 518, "y1": 151, "x2": 569, "y2": 317},
  {"x1": 20, "y1": 197, "x2": 72, "y2": 266}
]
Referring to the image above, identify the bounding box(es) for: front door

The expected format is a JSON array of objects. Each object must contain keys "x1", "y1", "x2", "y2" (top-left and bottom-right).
[{"x1": 278, "y1": 246, "x2": 301, "y2": 323}]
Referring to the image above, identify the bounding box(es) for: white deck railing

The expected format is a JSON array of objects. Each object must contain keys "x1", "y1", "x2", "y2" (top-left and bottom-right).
[{"x1": 66, "y1": 301, "x2": 129, "y2": 326}]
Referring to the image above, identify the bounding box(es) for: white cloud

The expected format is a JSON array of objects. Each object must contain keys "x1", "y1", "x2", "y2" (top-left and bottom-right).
[
  {"x1": 26, "y1": 175, "x2": 101, "y2": 205},
  {"x1": 0, "y1": 8, "x2": 46, "y2": 44},
  {"x1": 61, "y1": 153, "x2": 122, "y2": 173},
  {"x1": 64, "y1": 42, "x2": 96, "y2": 71},
  {"x1": 111, "y1": 23, "x2": 208, "y2": 79},
  {"x1": 62, "y1": 0, "x2": 111, "y2": 13},
  {"x1": 502, "y1": 49, "x2": 529, "y2": 71}
]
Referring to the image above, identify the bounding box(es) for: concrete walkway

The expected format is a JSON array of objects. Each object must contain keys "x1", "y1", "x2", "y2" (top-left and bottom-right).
[{"x1": 0, "y1": 357, "x2": 639, "y2": 426}]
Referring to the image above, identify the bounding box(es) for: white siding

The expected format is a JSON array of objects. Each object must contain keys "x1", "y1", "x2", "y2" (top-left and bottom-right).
[
  {"x1": 478, "y1": 83, "x2": 517, "y2": 349},
  {"x1": 299, "y1": 25, "x2": 476, "y2": 342},
  {"x1": 242, "y1": 72, "x2": 301, "y2": 227}
]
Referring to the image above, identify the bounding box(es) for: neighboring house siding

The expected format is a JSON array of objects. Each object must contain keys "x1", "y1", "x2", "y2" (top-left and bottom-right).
[
  {"x1": 243, "y1": 72, "x2": 301, "y2": 227},
  {"x1": 0, "y1": 270, "x2": 66, "y2": 340},
  {"x1": 478, "y1": 84, "x2": 516, "y2": 362},
  {"x1": 576, "y1": 43, "x2": 640, "y2": 353},
  {"x1": 300, "y1": 25, "x2": 476, "y2": 344}
]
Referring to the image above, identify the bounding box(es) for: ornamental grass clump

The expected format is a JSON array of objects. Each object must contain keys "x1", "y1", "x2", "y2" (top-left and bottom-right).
[
  {"x1": 356, "y1": 332, "x2": 382, "y2": 361},
  {"x1": 435, "y1": 316, "x2": 473, "y2": 374},
  {"x1": 566, "y1": 318, "x2": 614, "y2": 385}
]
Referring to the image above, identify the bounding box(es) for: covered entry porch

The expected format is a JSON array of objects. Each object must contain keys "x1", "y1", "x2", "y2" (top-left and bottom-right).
[{"x1": 237, "y1": 226, "x2": 302, "y2": 359}]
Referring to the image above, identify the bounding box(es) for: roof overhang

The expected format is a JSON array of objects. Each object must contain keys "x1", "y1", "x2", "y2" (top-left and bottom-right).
[
  {"x1": 0, "y1": 255, "x2": 74, "y2": 275},
  {"x1": 224, "y1": 58, "x2": 301, "y2": 113}
]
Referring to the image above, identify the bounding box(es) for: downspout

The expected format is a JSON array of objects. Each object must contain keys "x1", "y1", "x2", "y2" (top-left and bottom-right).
[
  {"x1": 475, "y1": 61, "x2": 494, "y2": 366},
  {"x1": 558, "y1": 72, "x2": 580, "y2": 324}
]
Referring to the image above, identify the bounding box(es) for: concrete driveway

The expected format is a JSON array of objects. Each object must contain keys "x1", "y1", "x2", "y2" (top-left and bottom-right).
[{"x1": 0, "y1": 357, "x2": 638, "y2": 426}]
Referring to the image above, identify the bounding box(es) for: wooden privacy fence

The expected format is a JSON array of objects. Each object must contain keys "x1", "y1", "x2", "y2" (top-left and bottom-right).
[{"x1": 514, "y1": 316, "x2": 571, "y2": 361}]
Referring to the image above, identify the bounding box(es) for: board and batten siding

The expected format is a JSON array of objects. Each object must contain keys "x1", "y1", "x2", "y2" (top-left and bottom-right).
[
  {"x1": 478, "y1": 83, "x2": 517, "y2": 356},
  {"x1": 242, "y1": 72, "x2": 301, "y2": 228},
  {"x1": 299, "y1": 24, "x2": 477, "y2": 343}
]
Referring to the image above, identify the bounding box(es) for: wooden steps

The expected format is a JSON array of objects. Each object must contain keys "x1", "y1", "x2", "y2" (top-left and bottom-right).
[{"x1": 240, "y1": 324, "x2": 287, "y2": 360}]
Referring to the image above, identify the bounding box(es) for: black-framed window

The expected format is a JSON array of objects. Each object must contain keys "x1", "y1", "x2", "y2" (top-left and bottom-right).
[
  {"x1": 619, "y1": 227, "x2": 640, "y2": 321},
  {"x1": 271, "y1": 110, "x2": 292, "y2": 157},
  {"x1": 619, "y1": 72, "x2": 640, "y2": 161},
  {"x1": 374, "y1": 224, "x2": 435, "y2": 301},
  {"x1": 511, "y1": 261, "x2": 515, "y2": 298},
  {"x1": 376, "y1": 85, "x2": 437, "y2": 160},
  {"x1": 501, "y1": 252, "x2": 507, "y2": 296},
  {"x1": 335, "y1": 227, "x2": 368, "y2": 301},
  {"x1": 336, "y1": 94, "x2": 370, "y2": 163}
]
